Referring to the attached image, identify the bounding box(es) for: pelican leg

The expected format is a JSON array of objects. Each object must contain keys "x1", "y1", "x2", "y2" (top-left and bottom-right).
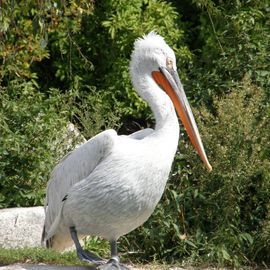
[
  {"x1": 69, "y1": 226, "x2": 105, "y2": 264},
  {"x1": 97, "y1": 240, "x2": 130, "y2": 270},
  {"x1": 108, "y1": 239, "x2": 120, "y2": 263}
]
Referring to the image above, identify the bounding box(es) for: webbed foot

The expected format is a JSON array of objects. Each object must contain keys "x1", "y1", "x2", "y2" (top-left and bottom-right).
[
  {"x1": 77, "y1": 248, "x2": 105, "y2": 264},
  {"x1": 97, "y1": 258, "x2": 130, "y2": 270}
]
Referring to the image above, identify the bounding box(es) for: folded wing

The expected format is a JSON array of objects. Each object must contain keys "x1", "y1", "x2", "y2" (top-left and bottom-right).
[{"x1": 42, "y1": 129, "x2": 117, "y2": 242}]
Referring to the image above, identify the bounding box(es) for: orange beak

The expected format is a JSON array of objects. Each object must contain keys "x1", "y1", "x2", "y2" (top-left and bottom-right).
[{"x1": 152, "y1": 67, "x2": 212, "y2": 171}]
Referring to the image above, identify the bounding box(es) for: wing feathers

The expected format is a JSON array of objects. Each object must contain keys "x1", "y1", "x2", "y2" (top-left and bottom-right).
[{"x1": 43, "y1": 129, "x2": 117, "y2": 244}]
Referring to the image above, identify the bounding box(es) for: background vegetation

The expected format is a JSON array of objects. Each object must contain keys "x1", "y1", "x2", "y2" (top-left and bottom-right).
[{"x1": 0, "y1": 0, "x2": 269, "y2": 268}]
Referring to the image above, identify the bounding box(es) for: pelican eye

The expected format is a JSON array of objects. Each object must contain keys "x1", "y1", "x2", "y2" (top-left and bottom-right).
[{"x1": 166, "y1": 57, "x2": 173, "y2": 70}]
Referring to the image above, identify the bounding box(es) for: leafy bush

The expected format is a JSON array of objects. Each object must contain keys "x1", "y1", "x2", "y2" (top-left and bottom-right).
[
  {"x1": 121, "y1": 77, "x2": 270, "y2": 267},
  {"x1": 185, "y1": 0, "x2": 270, "y2": 104},
  {"x1": 186, "y1": 76, "x2": 270, "y2": 266},
  {"x1": 0, "y1": 80, "x2": 80, "y2": 207},
  {"x1": 0, "y1": 0, "x2": 93, "y2": 83},
  {"x1": 72, "y1": 0, "x2": 192, "y2": 121},
  {"x1": 74, "y1": 90, "x2": 121, "y2": 139}
]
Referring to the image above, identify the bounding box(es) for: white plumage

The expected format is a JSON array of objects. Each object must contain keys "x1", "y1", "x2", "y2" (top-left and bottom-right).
[{"x1": 42, "y1": 32, "x2": 211, "y2": 266}]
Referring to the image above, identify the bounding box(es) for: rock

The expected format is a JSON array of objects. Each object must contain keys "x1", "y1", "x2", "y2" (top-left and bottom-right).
[{"x1": 0, "y1": 207, "x2": 45, "y2": 248}]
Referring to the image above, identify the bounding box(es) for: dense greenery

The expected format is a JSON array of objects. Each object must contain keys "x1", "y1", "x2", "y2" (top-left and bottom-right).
[
  {"x1": 0, "y1": 0, "x2": 269, "y2": 267},
  {"x1": 0, "y1": 81, "x2": 80, "y2": 207}
]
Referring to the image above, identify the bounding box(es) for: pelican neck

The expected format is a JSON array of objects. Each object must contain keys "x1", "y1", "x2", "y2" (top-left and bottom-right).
[{"x1": 135, "y1": 74, "x2": 179, "y2": 134}]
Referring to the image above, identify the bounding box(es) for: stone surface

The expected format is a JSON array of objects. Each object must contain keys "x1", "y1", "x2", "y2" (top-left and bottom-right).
[{"x1": 0, "y1": 207, "x2": 45, "y2": 248}]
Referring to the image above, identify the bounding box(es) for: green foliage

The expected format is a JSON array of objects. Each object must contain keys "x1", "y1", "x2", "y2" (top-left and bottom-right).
[
  {"x1": 77, "y1": 0, "x2": 192, "y2": 120},
  {"x1": 0, "y1": 1, "x2": 49, "y2": 80},
  {"x1": 0, "y1": 247, "x2": 83, "y2": 265},
  {"x1": 186, "y1": 0, "x2": 270, "y2": 104},
  {"x1": 74, "y1": 90, "x2": 121, "y2": 139},
  {"x1": 121, "y1": 77, "x2": 270, "y2": 267},
  {"x1": 187, "y1": 77, "x2": 270, "y2": 266},
  {"x1": 0, "y1": 0, "x2": 94, "y2": 82},
  {"x1": 83, "y1": 236, "x2": 110, "y2": 259},
  {"x1": 0, "y1": 80, "x2": 80, "y2": 207}
]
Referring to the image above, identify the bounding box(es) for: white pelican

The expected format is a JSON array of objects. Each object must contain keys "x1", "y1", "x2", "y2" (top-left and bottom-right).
[{"x1": 42, "y1": 32, "x2": 212, "y2": 269}]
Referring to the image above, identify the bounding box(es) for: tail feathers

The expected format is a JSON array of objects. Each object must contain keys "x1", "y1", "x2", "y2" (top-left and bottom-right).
[
  {"x1": 42, "y1": 227, "x2": 74, "y2": 251},
  {"x1": 51, "y1": 233, "x2": 75, "y2": 251},
  {"x1": 46, "y1": 238, "x2": 53, "y2": 248},
  {"x1": 41, "y1": 225, "x2": 48, "y2": 247},
  {"x1": 42, "y1": 225, "x2": 53, "y2": 248}
]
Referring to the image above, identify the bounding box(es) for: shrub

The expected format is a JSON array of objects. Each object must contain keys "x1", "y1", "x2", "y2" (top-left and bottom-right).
[
  {"x1": 0, "y1": 0, "x2": 94, "y2": 83},
  {"x1": 74, "y1": 90, "x2": 121, "y2": 139},
  {"x1": 185, "y1": 0, "x2": 270, "y2": 104},
  {"x1": 0, "y1": 80, "x2": 80, "y2": 207},
  {"x1": 185, "y1": 76, "x2": 270, "y2": 266},
  {"x1": 75, "y1": 0, "x2": 192, "y2": 121}
]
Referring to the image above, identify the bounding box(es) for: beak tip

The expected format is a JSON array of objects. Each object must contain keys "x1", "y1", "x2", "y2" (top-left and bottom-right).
[{"x1": 207, "y1": 164, "x2": 213, "y2": 172}]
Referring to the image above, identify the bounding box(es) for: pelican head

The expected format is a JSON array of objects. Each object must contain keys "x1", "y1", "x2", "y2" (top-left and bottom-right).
[{"x1": 130, "y1": 32, "x2": 212, "y2": 171}]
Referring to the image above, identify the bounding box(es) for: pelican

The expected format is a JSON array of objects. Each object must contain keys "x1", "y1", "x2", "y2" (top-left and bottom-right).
[{"x1": 42, "y1": 32, "x2": 212, "y2": 269}]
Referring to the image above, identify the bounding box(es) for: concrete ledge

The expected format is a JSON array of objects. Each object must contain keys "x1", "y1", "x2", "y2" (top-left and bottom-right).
[{"x1": 0, "y1": 207, "x2": 45, "y2": 248}]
